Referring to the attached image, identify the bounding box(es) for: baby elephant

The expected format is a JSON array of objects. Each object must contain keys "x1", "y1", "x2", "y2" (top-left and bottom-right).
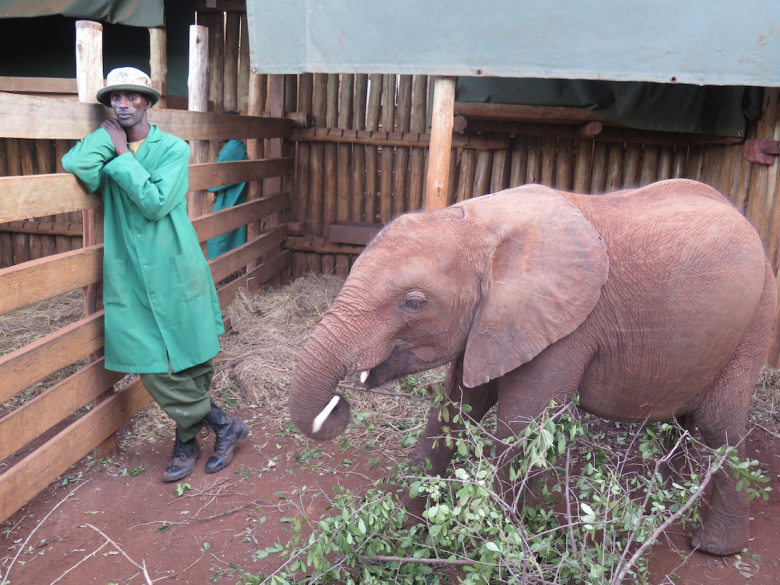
[{"x1": 289, "y1": 179, "x2": 776, "y2": 556}]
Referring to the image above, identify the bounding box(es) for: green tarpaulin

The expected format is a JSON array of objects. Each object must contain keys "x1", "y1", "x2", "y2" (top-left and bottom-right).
[{"x1": 0, "y1": 0, "x2": 163, "y2": 27}]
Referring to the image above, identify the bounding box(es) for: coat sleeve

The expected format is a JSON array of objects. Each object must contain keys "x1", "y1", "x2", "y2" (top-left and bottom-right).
[
  {"x1": 60, "y1": 128, "x2": 117, "y2": 194},
  {"x1": 101, "y1": 140, "x2": 191, "y2": 222}
]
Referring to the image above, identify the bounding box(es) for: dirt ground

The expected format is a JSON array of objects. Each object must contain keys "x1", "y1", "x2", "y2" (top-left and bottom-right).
[{"x1": 1, "y1": 408, "x2": 778, "y2": 585}]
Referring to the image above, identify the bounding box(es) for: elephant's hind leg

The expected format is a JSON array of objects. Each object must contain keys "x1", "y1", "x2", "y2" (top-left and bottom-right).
[
  {"x1": 402, "y1": 355, "x2": 499, "y2": 524},
  {"x1": 690, "y1": 262, "x2": 776, "y2": 556}
]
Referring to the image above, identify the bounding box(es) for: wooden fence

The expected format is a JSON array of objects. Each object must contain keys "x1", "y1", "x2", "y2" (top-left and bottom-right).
[{"x1": 0, "y1": 8, "x2": 293, "y2": 522}]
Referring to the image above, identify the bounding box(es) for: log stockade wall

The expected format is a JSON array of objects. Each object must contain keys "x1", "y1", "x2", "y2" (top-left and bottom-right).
[{"x1": 286, "y1": 76, "x2": 780, "y2": 366}]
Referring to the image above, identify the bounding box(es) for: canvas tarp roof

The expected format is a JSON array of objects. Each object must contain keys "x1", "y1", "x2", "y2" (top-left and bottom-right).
[
  {"x1": 0, "y1": 0, "x2": 163, "y2": 27},
  {"x1": 246, "y1": 0, "x2": 780, "y2": 87}
]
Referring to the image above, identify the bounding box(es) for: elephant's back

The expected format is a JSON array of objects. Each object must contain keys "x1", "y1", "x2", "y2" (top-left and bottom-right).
[{"x1": 573, "y1": 180, "x2": 768, "y2": 419}]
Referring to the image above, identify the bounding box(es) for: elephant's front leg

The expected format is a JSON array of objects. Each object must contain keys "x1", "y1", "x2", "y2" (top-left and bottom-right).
[
  {"x1": 492, "y1": 338, "x2": 591, "y2": 512},
  {"x1": 403, "y1": 355, "x2": 499, "y2": 523}
]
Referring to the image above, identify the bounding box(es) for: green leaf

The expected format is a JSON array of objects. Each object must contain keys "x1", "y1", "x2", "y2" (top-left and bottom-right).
[
  {"x1": 274, "y1": 491, "x2": 287, "y2": 499},
  {"x1": 155, "y1": 525, "x2": 170, "y2": 533},
  {"x1": 485, "y1": 542, "x2": 500, "y2": 552}
]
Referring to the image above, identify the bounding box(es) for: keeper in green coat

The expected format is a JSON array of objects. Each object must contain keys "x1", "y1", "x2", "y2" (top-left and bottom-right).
[{"x1": 62, "y1": 67, "x2": 249, "y2": 482}]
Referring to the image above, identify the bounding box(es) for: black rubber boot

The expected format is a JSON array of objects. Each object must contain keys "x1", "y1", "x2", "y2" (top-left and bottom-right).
[
  {"x1": 203, "y1": 400, "x2": 249, "y2": 474},
  {"x1": 162, "y1": 434, "x2": 201, "y2": 482}
]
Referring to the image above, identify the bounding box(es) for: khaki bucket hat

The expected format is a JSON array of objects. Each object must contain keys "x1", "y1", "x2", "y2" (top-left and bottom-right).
[{"x1": 97, "y1": 67, "x2": 161, "y2": 107}]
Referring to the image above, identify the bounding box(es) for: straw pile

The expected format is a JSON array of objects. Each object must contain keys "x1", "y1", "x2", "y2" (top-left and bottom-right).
[
  {"x1": 0, "y1": 290, "x2": 86, "y2": 412},
  {"x1": 211, "y1": 273, "x2": 443, "y2": 454}
]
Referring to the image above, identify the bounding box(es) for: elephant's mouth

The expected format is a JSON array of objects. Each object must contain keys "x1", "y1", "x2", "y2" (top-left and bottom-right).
[{"x1": 359, "y1": 345, "x2": 454, "y2": 388}]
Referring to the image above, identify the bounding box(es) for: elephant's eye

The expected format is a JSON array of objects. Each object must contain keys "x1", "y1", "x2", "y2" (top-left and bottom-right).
[{"x1": 403, "y1": 294, "x2": 425, "y2": 310}]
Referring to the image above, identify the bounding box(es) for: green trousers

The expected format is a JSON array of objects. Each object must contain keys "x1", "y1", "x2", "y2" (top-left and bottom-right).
[{"x1": 140, "y1": 359, "x2": 214, "y2": 442}]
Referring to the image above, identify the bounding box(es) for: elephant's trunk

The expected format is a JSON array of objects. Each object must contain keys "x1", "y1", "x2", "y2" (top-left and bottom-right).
[{"x1": 289, "y1": 319, "x2": 354, "y2": 441}]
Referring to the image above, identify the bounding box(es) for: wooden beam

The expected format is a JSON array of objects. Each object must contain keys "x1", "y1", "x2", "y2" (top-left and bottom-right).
[
  {"x1": 463, "y1": 119, "x2": 744, "y2": 147},
  {"x1": 0, "y1": 220, "x2": 83, "y2": 237},
  {"x1": 453, "y1": 102, "x2": 621, "y2": 126},
  {"x1": 0, "y1": 312, "x2": 104, "y2": 404},
  {"x1": 426, "y1": 77, "x2": 457, "y2": 209},
  {"x1": 291, "y1": 128, "x2": 508, "y2": 150},
  {"x1": 0, "y1": 245, "x2": 102, "y2": 316},
  {"x1": 208, "y1": 224, "x2": 286, "y2": 282},
  {"x1": 0, "y1": 377, "x2": 152, "y2": 524},
  {"x1": 188, "y1": 158, "x2": 293, "y2": 191},
  {"x1": 216, "y1": 250, "x2": 292, "y2": 308},
  {"x1": 0, "y1": 92, "x2": 292, "y2": 141},
  {"x1": 192, "y1": 192, "x2": 291, "y2": 243},
  {"x1": 0, "y1": 173, "x2": 100, "y2": 224},
  {"x1": 0, "y1": 78, "x2": 79, "y2": 93},
  {"x1": 283, "y1": 236, "x2": 365, "y2": 256},
  {"x1": 188, "y1": 23, "x2": 211, "y2": 219},
  {"x1": 149, "y1": 27, "x2": 168, "y2": 109},
  {"x1": 328, "y1": 221, "x2": 382, "y2": 246},
  {"x1": 0, "y1": 358, "x2": 123, "y2": 464}
]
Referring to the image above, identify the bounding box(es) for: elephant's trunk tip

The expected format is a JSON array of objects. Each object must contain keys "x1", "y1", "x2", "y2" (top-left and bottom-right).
[{"x1": 295, "y1": 393, "x2": 352, "y2": 442}]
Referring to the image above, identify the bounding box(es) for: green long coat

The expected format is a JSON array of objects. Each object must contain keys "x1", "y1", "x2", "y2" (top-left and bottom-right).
[{"x1": 62, "y1": 125, "x2": 224, "y2": 374}]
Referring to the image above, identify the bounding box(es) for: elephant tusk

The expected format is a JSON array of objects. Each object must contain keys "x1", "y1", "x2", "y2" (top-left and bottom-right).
[
  {"x1": 312, "y1": 395, "x2": 341, "y2": 434},
  {"x1": 360, "y1": 370, "x2": 369, "y2": 384}
]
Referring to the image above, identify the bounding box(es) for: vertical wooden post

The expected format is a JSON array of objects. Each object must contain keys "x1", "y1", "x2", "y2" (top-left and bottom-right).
[
  {"x1": 76, "y1": 20, "x2": 114, "y2": 458},
  {"x1": 364, "y1": 74, "x2": 383, "y2": 223},
  {"x1": 237, "y1": 14, "x2": 250, "y2": 113},
  {"x1": 509, "y1": 136, "x2": 529, "y2": 189},
  {"x1": 308, "y1": 74, "x2": 327, "y2": 274},
  {"x1": 350, "y1": 74, "x2": 368, "y2": 221},
  {"x1": 223, "y1": 12, "x2": 240, "y2": 111},
  {"x1": 0, "y1": 140, "x2": 13, "y2": 268},
  {"x1": 187, "y1": 24, "x2": 210, "y2": 220},
  {"x1": 246, "y1": 73, "x2": 266, "y2": 270},
  {"x1": 149, "y1": 27, "x2": 167, "y2": 109},
  {"x1": 425, "y1": 76, "x2": 456, "y2": 210},
  {"x1": 293, "y1": 73, "x2": 313, "y2": 279},
  {"x1": 573, "y1": 140, "x2": 593, "y2": 193},
  {"x1": 378, "y1": 74, "x2": 395, "y2": 223},
  {"x1": 322, "y1": 74, "x2": 339, "y2": 274},
  {"x1": 407, "y1": 75, "x2": 428, "y2": 211},
  {"x1": 392, "y1": 75, "x2": 412, "y2": 216}
]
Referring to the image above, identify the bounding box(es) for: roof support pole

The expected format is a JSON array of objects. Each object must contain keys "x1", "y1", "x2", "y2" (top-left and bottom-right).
[
  {"x1": 149, "y1": 27, "x2": 168, "y2": 109},
  {"x1": 424, "y1": 76, "x2": 456, "y2": 209},
  {"x1": 76, "y1": 20, "x2": 115, "y2": 458},
  {"x1": 187, "y1": 24, "x2": 210, "y2": 220}
]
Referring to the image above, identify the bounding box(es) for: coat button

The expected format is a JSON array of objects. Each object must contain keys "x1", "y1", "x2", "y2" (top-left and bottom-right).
[
  {"x1": 150, "y1": 293, "x2": 156, "y2": 299},
  {"x1": 136, "y1": 233, "x2": 141, "y2": 238},
  {"x1": 143, "y1": 264, "x2": 148, "y2": 270}
]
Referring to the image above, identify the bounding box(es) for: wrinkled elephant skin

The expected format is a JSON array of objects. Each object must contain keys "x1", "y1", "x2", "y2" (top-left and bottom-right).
[{"x1": 288, "y1": 179, "x2": 777, "y2": 556}]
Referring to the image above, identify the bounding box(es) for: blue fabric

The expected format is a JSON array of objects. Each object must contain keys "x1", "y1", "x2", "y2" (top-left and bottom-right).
[{"x1": 207, "y1": 140, "x2": 248, "y2": 260}]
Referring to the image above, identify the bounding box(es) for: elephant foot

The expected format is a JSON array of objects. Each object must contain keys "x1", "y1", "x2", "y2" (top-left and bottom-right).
[{"x1": 690, "y1": 522, "x2": 748, "y2": 556}]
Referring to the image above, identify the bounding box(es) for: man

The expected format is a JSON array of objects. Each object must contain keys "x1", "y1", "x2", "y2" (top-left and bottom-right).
[
  {"x1": 207, "y1": 111, "x2": 248, "y2": 259},
  {"x1": 62, "y1": 67, "x2": 249, "y2": 482}
]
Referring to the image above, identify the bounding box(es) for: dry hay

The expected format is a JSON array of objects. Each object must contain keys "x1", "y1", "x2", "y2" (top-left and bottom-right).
[
  {"x1": 751, "y1": 364, "x2": 780, "y2": 438},
  {"x1": 0, "y1": 290, "x2": 86, "y2": 412},
  {"x1": 212, "y1": 273, "x2": 443, "y2": 456}
]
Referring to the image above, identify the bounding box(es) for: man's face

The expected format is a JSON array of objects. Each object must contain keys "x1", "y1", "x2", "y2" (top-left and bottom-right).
[{"x1": 109, "y1": 90, "x2": 151, "y2": 128}]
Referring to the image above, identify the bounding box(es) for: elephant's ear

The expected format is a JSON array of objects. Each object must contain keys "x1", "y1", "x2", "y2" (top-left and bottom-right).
[{"x1": 462, "y1": 188, "x2": 609, "y2": 388}]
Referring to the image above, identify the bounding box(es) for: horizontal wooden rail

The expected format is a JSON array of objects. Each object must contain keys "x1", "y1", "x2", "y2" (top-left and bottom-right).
[
  {"x1": 192, "y1": 191, "x2": 291, "y2": 243},
  {"x1": 1, "y1": 159, "x2": 291, "y2": 224},
  {"x1": 0, "y1": 173, "x2": 100, "y2": 224},
  {"x1": 217, "y1": 250, "x2": 292, "y2": 308},
  {"x1": 0, "y1": 312, "x2": 104, "y2": 404},
  {"x1": 0, "y1": 92, "x2": 292, "y2": 141},
  {"x1": 464, "y1": 120, "x2": 744, "y2": 146},
  {"x1": 0, "y1": 358, "x2": 123, "y2": 464},
  {"x1": 328, "y1": 222, "x2": 383, "y2": 246},
  {"x1": 188, "y1": 158, "x2": 293, "y2": 192},
  {"x1": 0, "y1": 377, "x2": 152, "y2": 524},
  {"x1": 208, "y1": 224, "x2": 286, "y2": 283},
  {"x1": 0, "y1": 245, "x2": 102, "y2": 316},
  {"x1": 0, "y1": 77, "x2": 164, "y2": 95},
  {"x1": 0, "y1": 220, "x2": 84, "y2": 237},
  {"x1": 284, "y1": 236, "x2": 365, "y2": 256},
  {"x1": 453, "y1": 102, "x2": 622, "y2": 126},
  {"x1": 291, "y1": 128, "x2": 509, "y2": 150}
]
